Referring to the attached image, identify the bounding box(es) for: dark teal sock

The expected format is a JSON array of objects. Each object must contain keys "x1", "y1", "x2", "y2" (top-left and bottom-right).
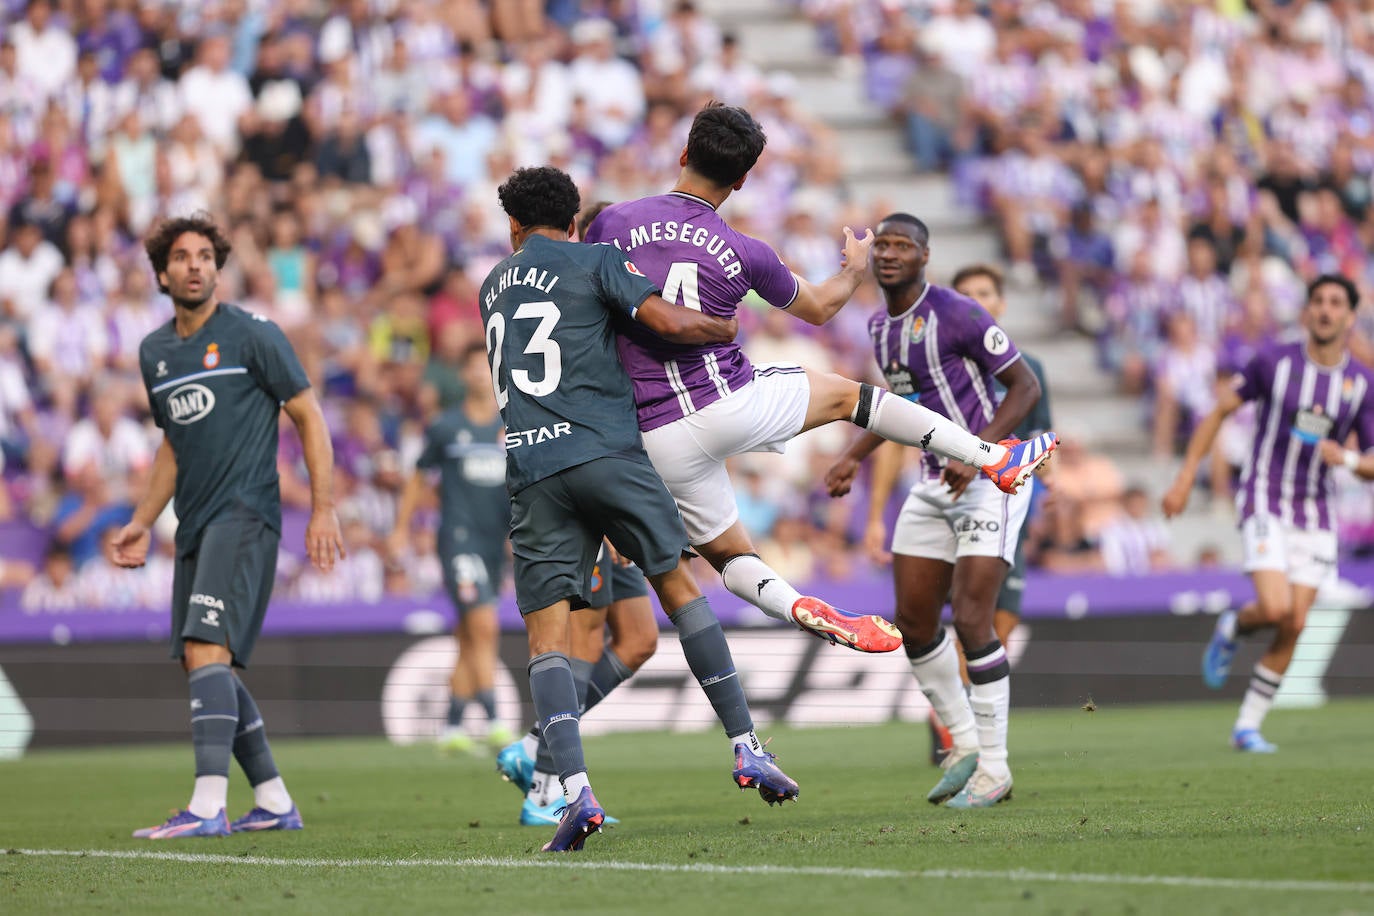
[
  {"x1": 527, "y1": 652, "x2": 586, "y2": 782},
  {"x1": 232, "y1": 676, "x2": 279, "y2": 788},
  {"x1": 669, "y1": 597, "x2": 753, "y2": 738},
  {"x1": 189, "y1": 664, "x2": 238, "y2": 779}
]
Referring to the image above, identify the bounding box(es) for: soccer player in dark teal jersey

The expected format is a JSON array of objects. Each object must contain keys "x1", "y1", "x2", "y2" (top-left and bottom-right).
[
  {"x1": 113, "y1": 213, "x2": 345, "y2": 838},
  {"x1": 391, "y1": 342, "x2": 514, "y2": 754},
  {"x1": 486, "y1": 167, "x2": 798, "y2": 852}
]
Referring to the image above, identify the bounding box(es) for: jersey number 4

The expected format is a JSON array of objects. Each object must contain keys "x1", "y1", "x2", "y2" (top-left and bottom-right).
[
  {"x1": 663, "y1": 262, "x2": 702, "y2": 311},
  {"x1": 485, "y1": 301, "x2": 562, "y2": 409}
]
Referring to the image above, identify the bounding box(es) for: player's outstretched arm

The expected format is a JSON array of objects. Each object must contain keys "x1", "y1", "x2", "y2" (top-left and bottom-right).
[
  {"x1": 112, "y1": 437, "x2": 178, "y2": 568},
  {"x1": 1162, "y1": 382, "x2": 1243, "y2": 518},
  {"x1": 283, "y1": 388, "x2": 346, "y2": 571},
  {"x1": 636, "y1": 295, "x2": 739, "y2": 344},
  {"x1": 784, "y1": 227, "x2": 873, "y2": 326}
]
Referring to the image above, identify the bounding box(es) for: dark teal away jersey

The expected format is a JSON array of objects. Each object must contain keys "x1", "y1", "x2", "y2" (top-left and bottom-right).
[
  {"x1": 479, "y1": 235, "x2": 659, "y2": 494},
  {"x1": 416, "y1": 407, "x2": 511, "y2": 551},
  {"x1": 139, "y1": 303, "x2": 310, "y2": 555}
]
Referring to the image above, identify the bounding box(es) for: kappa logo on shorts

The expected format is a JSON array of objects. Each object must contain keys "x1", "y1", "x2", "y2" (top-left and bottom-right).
[{"x1": 200, "y1": 610, "x2": 220, "y2": 627}]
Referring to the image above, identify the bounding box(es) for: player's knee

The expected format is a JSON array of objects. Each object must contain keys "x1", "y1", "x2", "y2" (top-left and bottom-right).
[
  {"x1": 617, "y1": 638, "x2": 656, "y2": 671},
  {"x1": 1255, "y1": 600, "x2": 1292, "y2": 627}
]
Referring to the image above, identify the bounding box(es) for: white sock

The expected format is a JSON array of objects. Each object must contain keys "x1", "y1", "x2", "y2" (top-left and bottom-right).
[
  {"x1": 908, "y1": 633, "x2": 978, "y2": 756},
  {"x1": 721, "y1": 554, "x2": 801, "y2": 623},
  {"x1": 855, "y1": 387, "x2": 1008, "y2": 467},
  {"x1": 728, "y1": 729, "x2": 763, "y2": 756},
  {"x1": 188, "y1": 775, "x2": 228, "y2": 818},
  {"x1": 253, "y1": 776, "x2": 293, "y2": 815},
  {"x1": 520, "y1": 730, "x2": 539, "y2": 758},
  {"x1": 562, "y1": 771, "x2": 591, "y2": 803},
  {"x1": 1218, "y1": 611, "x2": 1238, "y2": 642},
  {"x1": 970, "y1": 677, "x2": 1011, "y2": 781},
  {"x1": 1235, "y1": 663, "x2": 1282, "y2": 732},
  {"x1": 529, "y1": 770, "x2": 557, "y2": 807}
]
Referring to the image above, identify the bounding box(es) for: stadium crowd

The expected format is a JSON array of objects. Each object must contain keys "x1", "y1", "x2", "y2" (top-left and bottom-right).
[
  {"x1": 829, "y1": 0, "x2": 1374, "y2": 560},
  {"x1": 2, "y1": 0, "x2": 1368, "y2": 614}
]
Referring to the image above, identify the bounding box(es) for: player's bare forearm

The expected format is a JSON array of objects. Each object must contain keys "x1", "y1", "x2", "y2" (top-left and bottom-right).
[
  {"x1": 844, "y1": 429, "x2": 887, "y2": 465},
  {"x1": 635, "y1": 295, "x2": 739, "y2": 344},
  {"x1": 866, "y1": 439, "x2": 904, "y2": 525},
  {"x1": 283, "y1": 389, "x2": 336, "y2": 512},
  {"x1": 131, "y1": 438, "x2": 177, "y2": 529},
  {"x1": 1319, "y1": 440, "x2": 1374, "y2": 480},
  {"x1": 984, "y1": 360, "x2": 1042, "y2": 444},
  {"x1": 787, "y1": 267, "x2": 866, "y2": 326}
]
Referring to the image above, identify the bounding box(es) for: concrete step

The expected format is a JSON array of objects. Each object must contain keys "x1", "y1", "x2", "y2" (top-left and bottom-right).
[
  {"x1": 844, "y1": 175, "x2": 984, "y2": 231},
  {"x1": 735, "y1": 19, "x2": 822, "y2": 68},
  {"x1": 840, "y1": 126, "x2": 911, "y2": 179},
  {"x1": 697, "y1": 0, "x2": 788, "y2": 22},
  {"x1": 789, "y1": 73, "x2": 889, "y2": 128}
]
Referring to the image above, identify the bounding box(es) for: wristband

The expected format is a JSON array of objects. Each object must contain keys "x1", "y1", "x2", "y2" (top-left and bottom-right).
[{"x1": 1344, "y1": 450, "x2": 1361, "y2": 472}]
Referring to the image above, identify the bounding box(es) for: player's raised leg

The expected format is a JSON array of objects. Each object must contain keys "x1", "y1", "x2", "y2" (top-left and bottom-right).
[{"x1": 805, "y1": 371, "x2": 1057, "y2": 496}]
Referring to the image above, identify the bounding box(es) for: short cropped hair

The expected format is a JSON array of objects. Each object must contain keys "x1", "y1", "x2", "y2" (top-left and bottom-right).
[
  {"x1": 143, "y1": 212, "x2": 232, "y2": 294},
  {"x1": 877, "y1": 212, "x2": 930, "y2": 245},
  {"x1": 684, "y1": 102, "x2": 767, "y2": 188},
  {"x1": 1307, "y1": 273, "x2": 1359, "y2": 311},
  {"x1": 497, "y1": 166, "x2": 581, "y2": 233},
  {"x1": 951, "y1": 263, "x2": 1004, "y2": 296}
]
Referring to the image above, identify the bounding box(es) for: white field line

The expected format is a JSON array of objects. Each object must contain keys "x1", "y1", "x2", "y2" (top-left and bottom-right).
[{"x1": 7, "y1": 849, "x2": 1373, "y2": 894}]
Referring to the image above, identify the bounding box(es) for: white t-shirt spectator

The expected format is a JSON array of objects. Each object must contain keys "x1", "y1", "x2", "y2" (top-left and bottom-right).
[
  {"x1": 1098, "y1": 515, "x2": 1171, "y2": 576},
  {"x1": 568, "y1": 55, "x2": 646, "y2": 148},
  {"x1": 62, "y1": 416, "x2": 152, "y2": 481},
  {"x1": 0, "y1": 240, "x2": 64, "y2": 321},
  {"x1": 10, "y1": 18, "x2": 77, "y2": 102},
  {"x1": 178, "y1": 65, "x2": 253, "y2": 155},
  {"x1": 920, "y1": 11, "x2": 996, "y2": 80}
]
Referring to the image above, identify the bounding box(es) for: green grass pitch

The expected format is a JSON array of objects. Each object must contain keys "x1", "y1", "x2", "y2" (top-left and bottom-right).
[{"x1": 2, "y1": 700, "x2": 1372, "y2": 915}]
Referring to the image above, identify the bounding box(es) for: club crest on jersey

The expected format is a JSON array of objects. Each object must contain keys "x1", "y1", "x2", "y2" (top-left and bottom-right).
[
  {"x1": 203, "y1": 342, "x2": 220, "y2": 369},
  {"x1": 624, "y1": 260, "x2": 645, "y2": 277},
  {"x1": 1344, "y1": 377, "x2": 1357, "y2": 401},
  {"x1": 909, "y1": 316, "x2": 927, "y2": 344}
]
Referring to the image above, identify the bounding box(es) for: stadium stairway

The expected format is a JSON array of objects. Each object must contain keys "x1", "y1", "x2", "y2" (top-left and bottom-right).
[{"x1": 700, "y1": 0, "x2": 1237, "y2": 564}]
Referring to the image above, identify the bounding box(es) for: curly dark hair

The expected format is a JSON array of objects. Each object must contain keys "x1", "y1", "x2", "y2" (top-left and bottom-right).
[
  {"x1": 497, "y1": 167, "x2": 581, "y2": 234},
  {"x1": 684, "y1": 102, "x2": 767, "y2": 188},
  {"x1": 143, "y1": 212, "x2": 232, "y2": 294}
]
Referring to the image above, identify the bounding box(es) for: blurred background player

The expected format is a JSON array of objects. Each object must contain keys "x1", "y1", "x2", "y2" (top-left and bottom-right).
[
  {"x1": 585, "y1": 102, "x2": 1056, "y2": 656},
  {"x1": 114, "y1": 213, "x2": 344, "y2": 838},
  {"x1": 486, "y1": 166, "x2": 796, "y2": 851},
  {"x1": 390, "y1": 341, "x2": 513, "y2": 755},
  {"x1": 1163, "y1": 274, "x2": 1374, "y2": 753},
  {"x1": 826, "y1": 215, "x2": 1050, "y2": 808}
]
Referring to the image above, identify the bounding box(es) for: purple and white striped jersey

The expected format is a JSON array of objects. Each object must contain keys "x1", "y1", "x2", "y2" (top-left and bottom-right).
[
  {"x1": 584, "y1": 192, "x2": 800, "y2": 431},
  {"x1": 867, "y1": 283, "x2": 1021, "y2": 479},
  {"x1": 1234, "y1": 340, "x2": 1374, "y2": 531}
]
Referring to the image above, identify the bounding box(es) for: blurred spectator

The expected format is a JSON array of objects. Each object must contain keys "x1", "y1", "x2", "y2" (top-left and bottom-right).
[
  {"x1": 1097, "y1": 487, "x2": 1172, "y2": 576},
  {"x1": 61, "y1": 379, "x2": 151, "y2": 501},
  {"x1": 0, "y1": 219, "x2": 63, "y2": 321},
  {"x1": 568, "y1": 19, "x2": 645, "y2": 149},
  {"x1": 20, "y1": 543, "x2": 80, "y2": 613},
  {"x1": 11, "y1": 0, "x2": 77, "y2": 104},
  {"x1": 177, "y1": 33, "x2": 252, "y2": 157},
  {"x1": 51, "y1": 463, "x2": 131, "y2": 569},
  {"x1": 1151, "y1": 311, "x2": 1217, "y2": 459},
  {"x1": 0, "y1": 324, "x2": 36, "y2": 468}
]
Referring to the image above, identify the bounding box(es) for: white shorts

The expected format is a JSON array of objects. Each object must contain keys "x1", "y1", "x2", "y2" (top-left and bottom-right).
[
  {"x1": 1241, "y1": 514, "x2": 1338, "y2": 590},
  {"x1": 641, "y1": 365, "x2": 811, "y2": 545},
  {"x1": 890, "y1": 475, "x2": 1031, "y2": 565}
]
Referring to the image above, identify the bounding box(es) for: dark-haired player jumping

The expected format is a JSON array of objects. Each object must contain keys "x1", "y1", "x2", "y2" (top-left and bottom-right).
[{"x1": 585, "y1": 103, "x2": 1057, "y2": 655}]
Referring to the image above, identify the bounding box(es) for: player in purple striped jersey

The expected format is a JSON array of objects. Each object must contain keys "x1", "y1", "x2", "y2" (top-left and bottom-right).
[
  {"x1": 825, "y1": 215, "x2": 1053, "y2": 808},
  {"x1": 1163, "y1": 274, "x2": 1374, "y2": 752},
  {"x1": 584, "y1": 102, "x2": 1055, "y2": 655}
]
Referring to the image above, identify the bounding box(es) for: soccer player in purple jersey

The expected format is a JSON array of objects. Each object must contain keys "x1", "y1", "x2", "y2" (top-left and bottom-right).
[
  {"x1": 1163, "y1": 274, "x2": 1374, "y2": 752},
  {"x1": 584, "y1": 102, "x2": 1056, "y2": 654},
  {"x1": 825, "y1": 215, "x2": 1052, "y2": 808}
]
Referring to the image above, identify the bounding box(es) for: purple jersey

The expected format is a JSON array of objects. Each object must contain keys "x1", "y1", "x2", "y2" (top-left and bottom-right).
[
  {"x1": 867, "y1": 283, "x2": 1021, "y2": 478},
  {"x1": 1234, "y1": 341, "x2": 1374, "y2": 531},
  {"x1": 584, "y1": 192, "x2": 800, "y2": 431}
]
